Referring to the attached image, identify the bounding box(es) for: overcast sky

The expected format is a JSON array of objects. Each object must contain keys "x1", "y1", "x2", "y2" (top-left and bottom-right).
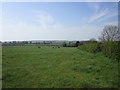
[{"x1": 1, "y1": 2, "x2": 118, "y2": 41}]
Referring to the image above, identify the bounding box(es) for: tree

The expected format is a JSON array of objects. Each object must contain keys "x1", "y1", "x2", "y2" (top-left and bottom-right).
[
  {"x1": 75, "y1": 41, "x2": 80, "y2": 47},
  {"x1": 99, "y1": 25, "x2": 120, "y2": 42},
  {"x1": 63, "y1": 42, "x2": 67, "y2": 47}
]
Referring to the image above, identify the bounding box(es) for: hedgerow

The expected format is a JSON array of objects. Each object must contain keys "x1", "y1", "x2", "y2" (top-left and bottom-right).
[
  {"x1": 102, "y1": 41, "x2": 120, "y2": 60},
  {"x1": 78, "y1": 43, "x2": 101, "y2": 53},
  {"x1": 78, "y1": 41, "x2": 120, "y2": 60}
]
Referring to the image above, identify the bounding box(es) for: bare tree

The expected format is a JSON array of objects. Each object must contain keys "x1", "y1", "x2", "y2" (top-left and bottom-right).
[{"x1": 99, "y1": 25, "x2": 120, "y2": 42}]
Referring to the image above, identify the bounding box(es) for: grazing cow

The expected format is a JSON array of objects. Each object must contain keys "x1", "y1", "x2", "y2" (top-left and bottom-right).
[{"x1": 38, "y1": 46, "x2": 41, "y2": 48}]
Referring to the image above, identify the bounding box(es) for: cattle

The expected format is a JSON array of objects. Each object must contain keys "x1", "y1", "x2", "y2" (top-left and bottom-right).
[
  {"x1": 38, "y1": 46, "x2": 41, "y2": 48},
  {"x1": 52, "y1": 46, "x2": 60, "y2": 48}
]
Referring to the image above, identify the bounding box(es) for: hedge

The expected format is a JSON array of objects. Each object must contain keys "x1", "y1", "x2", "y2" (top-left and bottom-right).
[
  {"x1": 102, "y1": 41, "x2": 120, "y2": 60},
  {"x1": 78, "y1": 43, "x2": 102, "y2": 53},
  {"x1": 78, "y1": 41, "x2": 120, "y2": 60}
]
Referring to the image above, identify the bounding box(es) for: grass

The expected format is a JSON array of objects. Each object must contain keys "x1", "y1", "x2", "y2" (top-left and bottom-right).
[{"x1": 2, "y1": 45, "x2": 118, "y2": 88}]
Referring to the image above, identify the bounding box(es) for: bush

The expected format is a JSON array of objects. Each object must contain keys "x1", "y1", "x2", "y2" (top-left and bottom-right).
[
  {"x1": 78, "y1": 41, "x2": 120, "y2": 60},
  {"x1": 102, "y1": 41, "x2": 120, "y2": 60},
  {"x1": 78, "y1": 43, "x2": 101, "y2": 53}
]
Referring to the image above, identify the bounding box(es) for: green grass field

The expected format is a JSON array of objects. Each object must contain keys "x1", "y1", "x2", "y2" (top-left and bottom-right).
[{"x1": 2, "y1": 46, "x2": 118, "y2": 88}]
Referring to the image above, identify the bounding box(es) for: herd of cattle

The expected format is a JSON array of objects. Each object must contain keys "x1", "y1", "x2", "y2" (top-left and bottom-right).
[{"x1": 38, "y1": 46, "x2": 60, "y2": 48}]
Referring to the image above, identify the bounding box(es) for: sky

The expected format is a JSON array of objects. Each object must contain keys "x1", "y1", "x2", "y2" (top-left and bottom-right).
[{"x1": 1, "y1": 2, "x2": 118, "y2": 41}]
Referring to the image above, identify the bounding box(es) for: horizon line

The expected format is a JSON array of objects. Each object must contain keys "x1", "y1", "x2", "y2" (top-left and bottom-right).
[{"x1": 0, "y1": 39, "x2": 97, "y2": 42}]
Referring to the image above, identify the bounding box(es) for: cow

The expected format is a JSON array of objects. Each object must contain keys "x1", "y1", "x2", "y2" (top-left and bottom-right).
[{"x1": 38, "y1": 46, "x2": 41, "y2": 48}]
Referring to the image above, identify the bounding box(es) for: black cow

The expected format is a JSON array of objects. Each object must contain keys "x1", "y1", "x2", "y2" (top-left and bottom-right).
[{"x1": 38, "y1": 46, "x2": 41, "y2": 48}]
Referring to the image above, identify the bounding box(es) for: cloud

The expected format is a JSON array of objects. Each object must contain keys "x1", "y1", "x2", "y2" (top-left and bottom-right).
[
  {"x1": 33, "y1": 11, "x2": 54, "y2": 30},
  {"x1": 36, "y1": 11, "x2": 54, "y2": 24},
  {"x1": 103, "y1": 21, "x2": 118, "y2": 26},
  {"x1": 2, "y1": 11, "x2": 65, "y2": 41},
  {"x1": 98, "y1": 13, "x2": 118, "y2": 22},
  {"x1": 87, "y1": 3, "x2": 100, "y2": 12},
  {"x1": 2, "y1": 11, "x2": 102, "y2": 41},
  {"x1": 88, "y1": 3, "x2": 118, "y2": 23},
  {"x1": 2, "y1": 20, "x2": 102, "y2": 41},
  {"x1": 89, "y1": 8, "x2": 109, "y2": 23}
]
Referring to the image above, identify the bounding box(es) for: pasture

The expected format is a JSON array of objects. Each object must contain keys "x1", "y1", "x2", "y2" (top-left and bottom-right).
[{"x1": 2, "y1": 46, "x2": 118, "y2": 88}]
